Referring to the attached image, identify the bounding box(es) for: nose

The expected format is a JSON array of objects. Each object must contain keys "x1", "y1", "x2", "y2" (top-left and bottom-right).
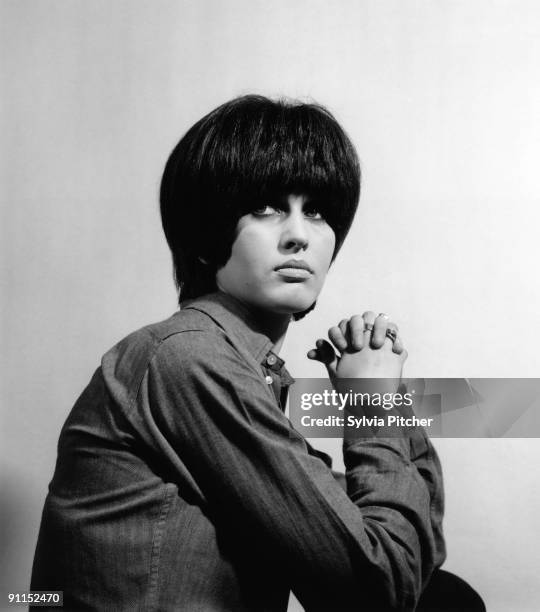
[{"x1": 279, "y1": 209, "x2": 309, "y2": 252}]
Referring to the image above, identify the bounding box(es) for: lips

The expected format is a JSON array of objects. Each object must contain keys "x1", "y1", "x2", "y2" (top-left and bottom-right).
[
  {"x1": 274, "y1": 260, "x2": 313, "y2": 273},
  {"x1": 274, "y1": 259, "x2": 313, "y2": 281}
]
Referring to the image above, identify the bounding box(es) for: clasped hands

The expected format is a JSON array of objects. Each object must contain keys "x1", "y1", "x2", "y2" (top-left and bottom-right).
[{"x1": 307, "y1": 311, "x2": 407, "y2": 392}]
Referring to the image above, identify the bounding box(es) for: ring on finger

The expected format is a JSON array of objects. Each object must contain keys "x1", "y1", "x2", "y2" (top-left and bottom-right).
[
  {"x1": 385, "y1": 328, "x2": 398, "y2": 342},
  {"x1": 363, "y1": 322, "x2": 374, "y2": 332}
]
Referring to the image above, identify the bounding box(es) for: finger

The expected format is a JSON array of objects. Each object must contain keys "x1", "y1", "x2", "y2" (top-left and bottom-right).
[
  {"x1": 362, "y1": 311, "x2": 377, "y2": 347},
  {"x1": 313, "y1": 338, "x2": 338, "y2": 365},
  {"x1": 315, "y1": 339, "x2": 339, "y2": 378},
  {"x1": 307, "y1": 344, "x2": 332, "y2": 364},
  {"x1": 317, "y1": 339, "x2": 337, "y2": 364},
  {"x1": 307, "y1": 344, "x2": 325, "y2": 362},
  {"x1": 338, "y1": 319, "x2": 352, "y2": 351},
  {"x1": 371, "y1": 312, "x2": 389, "y2": 348},
  {"x1": 391, "y1": 334, "x2": 405, "y2": 355},
  {"x1": 384, "y1": 322, "x2": 402, "y2": 354},
  {"x1": 348, "y1": 314, "x2": 365, "y2": 351},
  {"x1": 328, "y1": 325, "x2": 348, "y2": 354},
  {"x1": 362, "y1": 311, "x2": 377, "y2": 327},
  {"x1": 307, "y1": 343, "x2": 338, "y2": 380}
]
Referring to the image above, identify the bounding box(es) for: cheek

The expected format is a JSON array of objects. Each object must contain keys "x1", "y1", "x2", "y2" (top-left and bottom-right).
[{"x1": 229, "y1": 228, "x2": 268, "y2": 275}]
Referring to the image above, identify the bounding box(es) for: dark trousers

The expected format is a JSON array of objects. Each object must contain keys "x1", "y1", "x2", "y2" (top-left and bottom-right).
[{"x1": 416, "y1": 570, "x2": 486, "y2": 612}]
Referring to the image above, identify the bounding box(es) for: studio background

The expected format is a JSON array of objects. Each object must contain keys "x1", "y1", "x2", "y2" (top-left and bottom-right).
[{"x1": 2, "y1": 1, "x2": 540, "y2": 610}]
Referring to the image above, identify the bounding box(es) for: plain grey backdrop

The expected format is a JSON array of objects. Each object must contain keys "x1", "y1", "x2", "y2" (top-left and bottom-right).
[{"x1": 2, "y1": 1, "x2": 540, "y2": 611}]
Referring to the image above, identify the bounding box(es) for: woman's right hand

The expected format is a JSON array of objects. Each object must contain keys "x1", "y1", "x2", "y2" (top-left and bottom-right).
[{"x1": 307, "y1": 311, "x2": 407, "y2": 391}]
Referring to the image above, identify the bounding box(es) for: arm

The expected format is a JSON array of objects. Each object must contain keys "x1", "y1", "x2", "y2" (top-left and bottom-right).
[
  {"x1": 323, "y1": 401, "x2": 446, "y2": 570},
  {"x1": 410, "y1": 431, "x2": 445, "y2": 570},
  {"x1": 397, "y1": 379, "x2": 446, "y2": 570},
  {"x1": 309, "y1": 318, "x2": 446, "y2": 575},
  {"x1": 142, "y1": 330, "x2": 439, "y2": 611}
]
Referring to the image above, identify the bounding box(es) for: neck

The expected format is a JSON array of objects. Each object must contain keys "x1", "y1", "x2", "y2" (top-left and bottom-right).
[
  {"x1": 243, "y1": 303, "x2": 291, "y2": 354},
  {"x1": 257, "y1": 311, "x2": 290, "y2": 354},
  {"x1": 217, "y1": 290, "x2": 291, "y2": 354}
]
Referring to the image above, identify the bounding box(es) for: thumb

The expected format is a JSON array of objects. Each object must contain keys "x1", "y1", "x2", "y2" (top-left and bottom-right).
[{"x1": 307, "y1": 339, "x2": 338, "y2": 379}]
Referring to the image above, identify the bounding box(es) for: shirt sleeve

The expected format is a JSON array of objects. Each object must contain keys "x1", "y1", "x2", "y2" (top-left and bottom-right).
[
  {"x1": 395, "y1": 379, "x2": 446, "y2": 570},
  {"x1": 140, "y1": 330, "x2": 440, "y2": 611},
  {"x1": 408, "y1": 429, "x2": 446, "y2": 570}
]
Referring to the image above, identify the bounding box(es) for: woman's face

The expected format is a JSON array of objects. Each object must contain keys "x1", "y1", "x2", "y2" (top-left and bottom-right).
[{"x1": 216, "y1": 194, "x2": 336, "y2": 316}]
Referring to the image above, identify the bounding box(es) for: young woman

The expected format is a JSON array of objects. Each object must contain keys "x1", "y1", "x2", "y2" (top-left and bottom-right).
[{"x1": 31, "y1": 95, "x2": 484, "y2": 611}]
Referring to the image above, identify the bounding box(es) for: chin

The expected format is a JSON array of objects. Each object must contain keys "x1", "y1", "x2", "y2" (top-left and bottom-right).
[{"x1": 266, "y1": 286, "x2": 318, "y2": 314}]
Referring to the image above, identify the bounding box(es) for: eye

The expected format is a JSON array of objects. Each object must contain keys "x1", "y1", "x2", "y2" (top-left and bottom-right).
[
  {"x1": 251, "y1": 204, "x2": 282, "y2": 217},
  {"x1": 303, "y1": 206, "x2": 324, "y2": 220}
]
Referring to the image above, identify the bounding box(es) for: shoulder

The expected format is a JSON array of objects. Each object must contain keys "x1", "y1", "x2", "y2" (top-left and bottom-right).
[
  {"x1": 100, "y1": 309, "x2": 234, "y2": 405},
  {"x1": 102, "y1": 307, "x2": 216, "y2": 359},
  {"x1": 151, "y1": 327, "x2": 258, "y2": 383}
]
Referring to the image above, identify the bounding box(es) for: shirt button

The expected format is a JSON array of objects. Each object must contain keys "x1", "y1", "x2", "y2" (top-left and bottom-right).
[
  {"x1": 266, "y1": 354, "x2": 277, "y2": 366},
  {"x1": 265, "y1": 375, "x2": 273, "y2": 384}
]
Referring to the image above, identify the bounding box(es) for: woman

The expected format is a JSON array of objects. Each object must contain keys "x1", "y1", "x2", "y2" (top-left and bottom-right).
[{"x1": 31, "y1": 95, "x2": 484, "y2": 611}]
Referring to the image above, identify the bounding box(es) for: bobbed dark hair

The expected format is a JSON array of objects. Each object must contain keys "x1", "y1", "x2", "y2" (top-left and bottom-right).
[{"x1": 160, "y1": 94, "x2": 361, "y2": 320}]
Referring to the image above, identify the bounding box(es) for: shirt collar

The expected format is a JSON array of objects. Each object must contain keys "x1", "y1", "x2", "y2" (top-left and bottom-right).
[{"x1": 180, "y1": 291, "x2": 294, "y2": 383}]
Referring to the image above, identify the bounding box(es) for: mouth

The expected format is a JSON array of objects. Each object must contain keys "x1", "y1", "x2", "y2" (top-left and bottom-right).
[{"x1": 274, "y1": 260, "x2": 313, "y2": 281}]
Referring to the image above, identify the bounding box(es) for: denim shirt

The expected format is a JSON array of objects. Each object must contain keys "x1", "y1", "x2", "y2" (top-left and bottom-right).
[{"x1": 31, "y1": 291, "x2": 445, "y2": 611}]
